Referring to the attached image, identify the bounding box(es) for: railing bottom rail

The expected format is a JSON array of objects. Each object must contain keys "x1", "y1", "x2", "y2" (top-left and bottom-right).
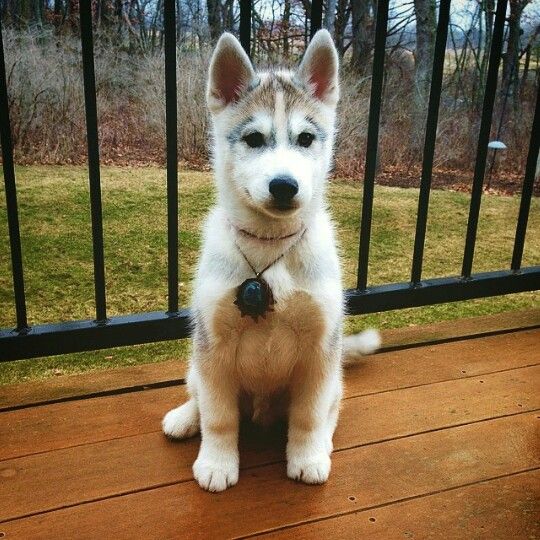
[{"x1": 1, "y1": 267, "x2": 538, "y2": 362}]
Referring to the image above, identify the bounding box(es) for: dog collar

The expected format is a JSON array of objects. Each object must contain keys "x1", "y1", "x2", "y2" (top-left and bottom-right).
[{"x1": 230, "y1": 221, "x2": 304, "y2": 242}]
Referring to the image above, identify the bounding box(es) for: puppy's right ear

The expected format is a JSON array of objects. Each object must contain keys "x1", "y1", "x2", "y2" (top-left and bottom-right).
[{"x1": 207, "y1": 33, "x2": 256, "y2": 114}]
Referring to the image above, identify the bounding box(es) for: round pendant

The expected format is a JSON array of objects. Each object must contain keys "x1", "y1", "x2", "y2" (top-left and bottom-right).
[{"x1": 234, "y1": 278, "x2": 274, "y2": 321}]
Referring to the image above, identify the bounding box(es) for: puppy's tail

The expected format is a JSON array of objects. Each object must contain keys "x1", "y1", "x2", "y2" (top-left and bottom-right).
[{"x1": 342, "y1": 329, "x2": 381, "y2": 366}]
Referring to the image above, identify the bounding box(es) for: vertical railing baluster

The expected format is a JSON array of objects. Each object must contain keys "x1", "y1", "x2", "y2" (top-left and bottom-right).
[
  {"x1": 511, "y1": 82, "x2": 540, "y2": 271},
  {"x1": 411, "y1": 0, "x2": 451, "y2": 284},
  {"x1": 239, "y1": 0, "x2": 252, "y2": 58},
  {"x1": 164, "y1": 0, "x2": 179, "y2": 313},
  {"x1": 356, "y1": 0, "x2": 389, "y2": 291},
  {"x1": 0, "y1": 15, "x2": 28, "y2": 331},
  {"x1": 310, "y1": 0, "x2": 323, "y2": 38},
  {"x1": 461, "y1": 0, "x2": 508, "y2": 278},
  {"x1": 80, "y1": 0, "x2": 107, "y2": 322}
]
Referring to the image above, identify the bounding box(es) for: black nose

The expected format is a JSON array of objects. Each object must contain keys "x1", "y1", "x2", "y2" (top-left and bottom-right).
[{"x1": 269, "y1": 176, "x2": 299, "y2": 205}]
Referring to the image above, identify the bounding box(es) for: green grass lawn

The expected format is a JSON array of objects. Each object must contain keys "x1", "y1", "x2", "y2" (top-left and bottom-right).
[{"x1": 1, "y1": 165, "x2": 538, "y2": 385}]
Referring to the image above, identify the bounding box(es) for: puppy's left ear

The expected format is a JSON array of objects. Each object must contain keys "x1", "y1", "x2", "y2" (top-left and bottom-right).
[{"x1": 296, "y1": 29, "x2": 339, "y2": 107}]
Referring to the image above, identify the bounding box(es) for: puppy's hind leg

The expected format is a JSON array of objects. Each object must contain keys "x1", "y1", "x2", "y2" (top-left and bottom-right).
[
  {"x1": 162, "y1": 399, "x2": 200, "y2": 439},
  {"x1": 162, "y1": 365, "x2": 200, "y2": 440}
]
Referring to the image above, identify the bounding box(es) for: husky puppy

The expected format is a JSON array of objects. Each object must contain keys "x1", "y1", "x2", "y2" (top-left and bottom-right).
[{"x1": 162, "y1": 29, "x2": 380, "y2": 492}]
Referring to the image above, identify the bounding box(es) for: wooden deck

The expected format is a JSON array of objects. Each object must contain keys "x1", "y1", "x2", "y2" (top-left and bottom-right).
[{"x1": 1, "y1": 311, "x2": 539, "y2": 539}]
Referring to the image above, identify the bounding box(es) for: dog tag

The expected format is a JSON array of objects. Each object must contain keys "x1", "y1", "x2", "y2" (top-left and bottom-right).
[{"x1": 234, "y1": 278, "x2": 274, "y2": 321}]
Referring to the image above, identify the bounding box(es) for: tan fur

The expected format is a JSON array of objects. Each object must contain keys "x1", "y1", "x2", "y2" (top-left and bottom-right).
[{"x1": 210, "y1": 290, "x2": 327, "y2": 396}]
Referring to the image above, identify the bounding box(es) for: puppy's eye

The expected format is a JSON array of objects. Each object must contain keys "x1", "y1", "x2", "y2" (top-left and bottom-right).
[
  {"x1": 297, "y1": 132, "x2": 315, "y2": 148},
  {"x1": 243, "y1": 132, "x2": 265, "y2": 148}
]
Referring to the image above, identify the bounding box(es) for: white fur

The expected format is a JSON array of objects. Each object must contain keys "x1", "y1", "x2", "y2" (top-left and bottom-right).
[{"x1": 162, "y1": 30, "x2": 380, "y2": 492}]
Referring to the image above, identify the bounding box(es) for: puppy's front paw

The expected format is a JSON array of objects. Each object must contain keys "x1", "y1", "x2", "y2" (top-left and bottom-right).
[
  {"x1": 162, "y1": 401, "x2": 199, "y2": 440},
  {"x1": 287, "y1": 453, "x2": 331, "y2": 484},
  {"x1": 193, "y1": 455, "x2": 239, "y2": 492}
]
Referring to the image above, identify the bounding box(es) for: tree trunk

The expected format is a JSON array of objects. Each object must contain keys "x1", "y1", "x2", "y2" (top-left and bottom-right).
[
  {"x1": 350, "y1": 0, "x2": 373, "y2": 73},
  {"x1": 412, "y1": 0, "x2": 436, "y2": 150},
  {"x1": 334, "y1": 0, "x2": 350, "y2": 57},
  {"x1": 502, "y1": 0, "x2": 526, "y2": 108},
  {"x1": 324, "y1": 0, "x2": 337, "y2": 36},
  {"x1": 283, "y1": 0, "x2": 291, "y2": 57},
  {"x1": 222, "y1": 0, "x2": 234, "y2": 31},
  {"x1": 98, "y1": 0, "x2": 114, "y2": 28},
  {"x1": 302, "y1": 0, "x2": 311, "y2": 48},
  {"x1": 66, "y1": 0, "x2": 78, "y2": 31},
  {"x1": 19, "y1": 0, "x2": 43, "y2": 26},
  {"x1": 207, "y1": 0, "x2": 222, "y2": 42},
  {"x1": 413, "y1": 0, "x2": 436, "y2": 101},
  {"x1": 53, "y1": 0, "x2": 63, "y2": 27}
]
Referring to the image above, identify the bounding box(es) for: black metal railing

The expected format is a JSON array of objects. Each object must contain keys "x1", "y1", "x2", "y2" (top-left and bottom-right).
[{"x1": 0, "y1": 0, "x2": 539, "y2": 361}]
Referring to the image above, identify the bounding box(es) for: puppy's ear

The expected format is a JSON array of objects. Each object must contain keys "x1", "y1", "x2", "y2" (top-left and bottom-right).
[
  {"x1": 296, "y1": 29, "x2": 339, "y2": 107},
  {"x1": 207, "y1": 33, "x2": 257, "y2": 114}
]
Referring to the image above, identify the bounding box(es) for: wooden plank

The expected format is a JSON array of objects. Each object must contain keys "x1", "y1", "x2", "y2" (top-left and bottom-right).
[
  {"x1": 377, "y1": 308, "x2": 539, "y2": 349},
  {"x1": 0, "y1": 385, "x2": 187, "y2": 461},
  {"x1": 337, "y1": 364, "x2": 540, "y2": 448},
  {"x1": 1, "y1": 413, "x2": 538, "y2": 539},
  {"x1": 345, "y1": 327, "x2": 540, "y2": 398},
  {"x1": 260, "y1": 470, "x2": 540, "y2": 539},
  {"x1": 0, "y1": 359, "x2": 185, "y2": 411},
  {"x1": 1, "y1": 329, "x2": 538, "y2": 460},
  {"x1": 1, "y1": 309, "x2": 537, "y2": 410},
  {"x1": 1, "y1": 366, "x2": 538, "y2": 521}
]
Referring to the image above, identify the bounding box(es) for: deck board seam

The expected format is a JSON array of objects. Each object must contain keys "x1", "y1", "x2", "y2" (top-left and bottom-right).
[
  {"x1": 0, "y1": 477, "x2": 187, "y2": 525},
  {"x1": 0, "y1": 377, "x2": 186, "y2": 413},
  {"x1": 1, "y1": 409, "x2": 538, "y2": 523},
  {"x1": 2, "y1": 344, "x2": 538, "y2": 414},
  {"x1": 3, "y1": 463, "x2": 538, "y2": 530},
  {"x1": 2, "y1": 375, "x2": 538, "y2": 464},
  {"x1": 331, "y1": 408, "x2": 540, "y2": 455},
  {"x1": 342, "y1": 361, "x2": 540, "y2": 402},
  {"x1": 376, "y1": 323, "x2": 540, "y2": 354},
  {"x1": 3, "y1": 360, "x2": 537, "y2": 415},
  {"x1": 233, "y1": 466, "x2": 540, "y2": 539},
  {"x1": 2, "y1": 325, "x2": 537, "y2": 413}
]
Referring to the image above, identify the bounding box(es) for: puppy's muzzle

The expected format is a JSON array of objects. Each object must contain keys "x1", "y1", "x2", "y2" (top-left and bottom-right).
[{"x1": 269, "y1": 176, "x2": 299, "y2": 210}]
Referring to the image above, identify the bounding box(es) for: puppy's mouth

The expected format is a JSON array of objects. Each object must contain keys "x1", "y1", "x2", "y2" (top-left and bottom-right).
[
  {"x1": 241, "y1": 188, "x2": 301, "y2": 218},
  {"x1": 265, "y1": 200, "x2": 301, "y2": 216},
  {"x1": 270, "y1": 202, "x2": 300, "y2": 212}
]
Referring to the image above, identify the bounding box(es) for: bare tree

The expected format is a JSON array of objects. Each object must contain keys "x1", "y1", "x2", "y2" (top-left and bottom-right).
[
  {"x1": 207, "y1": 0, "x2": 222, "y2": 42},
  {"x1": 283, "y1": 0, "x2": 291, "y2": 56},
  {"x1": 501, "y1": 0, "x2": 531, "y2": 106},
  {"x1": 413, "y1": 0, "x2": 436, "y2": 100},
  {"x1": 324, "y1": 0, "x2": 337, "y2": 36},
  {"x1": 333, "y1": 0, "x2": 350, "y2": 56},
  {"x1": 412, "y1": 0, "x2": 436, "y2": 149},
  {"x1": 350, "y1": 0, "x2": 374, "y2": 72}
]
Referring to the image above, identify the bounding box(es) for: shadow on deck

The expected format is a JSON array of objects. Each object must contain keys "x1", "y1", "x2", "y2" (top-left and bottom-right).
[{"x1": 1, "y1": 310, "x2": 539, "y2": 539}]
